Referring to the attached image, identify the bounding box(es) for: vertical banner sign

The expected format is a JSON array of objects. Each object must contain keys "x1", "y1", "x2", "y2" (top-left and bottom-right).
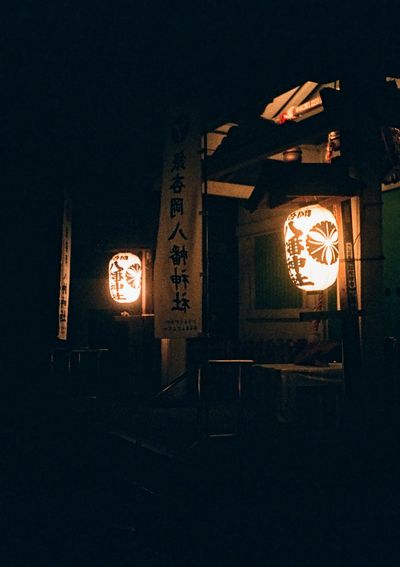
[
  {"x1": 341, "y1": 199, "x2": 358, "y2": 313},
  {"x1": 154, "y1": 107, "x2": 203, "y2": 338},
  {"x1": 340, "y1": 198, "x2": 361, "y2": 409},
  {"x1": 57, "y1": 192, "x2": 72, "y2": 340}
]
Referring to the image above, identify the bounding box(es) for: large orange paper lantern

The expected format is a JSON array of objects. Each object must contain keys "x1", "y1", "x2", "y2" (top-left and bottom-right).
[
  {"x1": 108, "y1": 252, "x2": 142, "y2": 303},
  {"x1": 284, "y1": 204, "x2": 339, "y2": 291}
]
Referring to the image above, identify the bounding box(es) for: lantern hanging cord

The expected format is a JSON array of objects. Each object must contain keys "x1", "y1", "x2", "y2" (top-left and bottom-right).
[
  {"x1": 339, "y1": 255, "x2": 385, "y2": 262},
  {"x1": 357, "y1": 256, "x2": 386, "y2": 262},
  {"x1": 312, "y1": 291, "x2": 324, "y2": 334},
  {"x1": 325, "y1": 132, "x2": 333, "y2": 163}
]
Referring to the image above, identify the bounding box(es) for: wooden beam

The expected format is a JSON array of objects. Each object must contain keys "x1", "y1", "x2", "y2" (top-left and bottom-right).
[
  {"x1": 206, "y1": 180, "x2": 254, "y2": 199},
  {"x1": 299, "y1": 310, "x2": 363, "y2": 321},
  {"x1": 206, "y1": 110, "x2": 340, "y2": 180},
  {"x1": 247, "y1": 160, "x2": 364, "y2": 211}
]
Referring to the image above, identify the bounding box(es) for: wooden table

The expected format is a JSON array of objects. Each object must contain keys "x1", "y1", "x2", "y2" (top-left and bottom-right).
[{"x1": 252, "y1": 363, "x2": 343, "y2": 432}]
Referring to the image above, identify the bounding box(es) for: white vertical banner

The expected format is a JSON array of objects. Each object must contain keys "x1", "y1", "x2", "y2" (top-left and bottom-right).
[
  {"x1": 57, "y1": 191, "x2": 72, "y2": 340},
  {"x1": 154, "y1": 107, "x2": 203, "y2": 338}
]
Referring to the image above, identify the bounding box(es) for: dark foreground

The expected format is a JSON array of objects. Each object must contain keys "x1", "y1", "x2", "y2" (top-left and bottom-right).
[{"x1": 1, "y1": 400, "x2": 400, "y2": 567}]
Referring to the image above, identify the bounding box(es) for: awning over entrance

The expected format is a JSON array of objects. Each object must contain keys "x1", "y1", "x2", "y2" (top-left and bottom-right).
[
  {"x1": 247, "y1": 160, "x2": 364, "y2": 210},
  {"x1": 205, "y1": 79, "x2": 400, "y2": 206}
]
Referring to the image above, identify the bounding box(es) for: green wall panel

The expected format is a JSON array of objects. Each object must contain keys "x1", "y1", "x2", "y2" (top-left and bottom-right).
[
  {"x1": 383, "y1": 189, "x2": 400, "y2": 337},
  {"x1": 254, "y1": 233, "x2": 302, "y2": 309}
]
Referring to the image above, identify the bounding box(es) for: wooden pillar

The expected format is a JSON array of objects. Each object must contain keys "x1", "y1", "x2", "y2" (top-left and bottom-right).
[
  {"x1": 336, "y1": 199, "x2": 363, "y2": 415},
  {"x1": 161, "y1": 338, "x2": 186, "y2": 385},
  {"x1": 359, "y1": 172, "x2": 385, "y2": 414},
  {"x1": 340, "y1": 76, "x2": 385, "y2": 417}
]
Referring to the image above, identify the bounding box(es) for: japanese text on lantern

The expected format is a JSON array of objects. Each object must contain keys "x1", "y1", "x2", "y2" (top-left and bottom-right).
[
  {"x1": 285, "y1": 209, "x2": 314, "y2": 288},
  {"x1": 284, "y1": 205, "x2": 339, "y2": 292}
]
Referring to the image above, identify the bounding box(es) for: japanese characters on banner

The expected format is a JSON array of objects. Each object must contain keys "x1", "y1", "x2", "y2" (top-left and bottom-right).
[
  {"x1": 154, "y1": 108, "x2": 203, "y2": 338},
  {"x1": 341, "y1": 199, "x2": 358, "y2": 313},
  {"x1": 57, "y1": 192, "x2": 72, "y2": 340}
]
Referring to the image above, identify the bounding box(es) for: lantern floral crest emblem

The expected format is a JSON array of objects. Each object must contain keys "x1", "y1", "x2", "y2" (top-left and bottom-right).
[
  {"x1": 109, "y1": 252, "x2": 142, "y2": 303},
  {"x1": 284, "y1": 205, "x2": 339, "y2": 291}
]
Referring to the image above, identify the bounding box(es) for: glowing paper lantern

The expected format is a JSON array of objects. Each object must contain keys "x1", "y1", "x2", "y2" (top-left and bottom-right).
[
  {"x1": 109, "y1": 252, "x2": 142, "y2": 303},
  {"x1": 284, "y1": 204, "x2": 339, "y2": 291}
]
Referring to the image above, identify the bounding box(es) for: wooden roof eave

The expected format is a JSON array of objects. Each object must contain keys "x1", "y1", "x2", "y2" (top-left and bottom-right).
[
  {"x1": 206, "y1": 107, "x2": 340, "y2": 181},
  {"x1": 247, "y1": 160, "x2": 365, "y2": 211}
]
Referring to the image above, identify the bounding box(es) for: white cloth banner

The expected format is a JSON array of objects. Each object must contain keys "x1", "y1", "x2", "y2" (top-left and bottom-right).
[
  {"x1": 154, "y1": 108, "x2": 203, "y2": 338},
  {"x1": 57, "y1": 192, "x2": 72, "y2": 340}
]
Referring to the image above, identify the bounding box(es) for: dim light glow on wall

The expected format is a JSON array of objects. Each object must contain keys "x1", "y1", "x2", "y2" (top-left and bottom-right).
[
  {"x1": 284, "y1": 204, "x2": 339, "y2": 291},
  {"x1": 109, "y1": 252, "x2": 142, "y2": 303}
]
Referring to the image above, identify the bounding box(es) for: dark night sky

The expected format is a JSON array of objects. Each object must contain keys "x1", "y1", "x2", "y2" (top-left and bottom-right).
[
  {"x1": 3, "y1": 2, "x2": 399, "y2": 237},
  {"x1": 2, "y1": 1, "x2": 400, "y2": 368},
  {"x1": 3, "y1": 0, "x2": 400, "y2": 200}
]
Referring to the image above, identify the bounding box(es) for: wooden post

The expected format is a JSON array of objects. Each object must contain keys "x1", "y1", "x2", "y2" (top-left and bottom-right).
[
  {"x1": 340, "y1": 76, "x2": 386, "y2": 418},
  {"x1": 336, "y1": 199, "x2": 363, "y2": 415},
  {"x1": 359, "y1": 173, "x2": 385, "y2": 414}
]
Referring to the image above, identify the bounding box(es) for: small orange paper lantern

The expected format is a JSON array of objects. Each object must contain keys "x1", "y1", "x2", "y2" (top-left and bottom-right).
[
  {"x1": 284, "y1": 204, "x2": 339, "y2": 291},
  {"x1": 109, "y1": 252, "x2": 142, "y2": 303}
]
